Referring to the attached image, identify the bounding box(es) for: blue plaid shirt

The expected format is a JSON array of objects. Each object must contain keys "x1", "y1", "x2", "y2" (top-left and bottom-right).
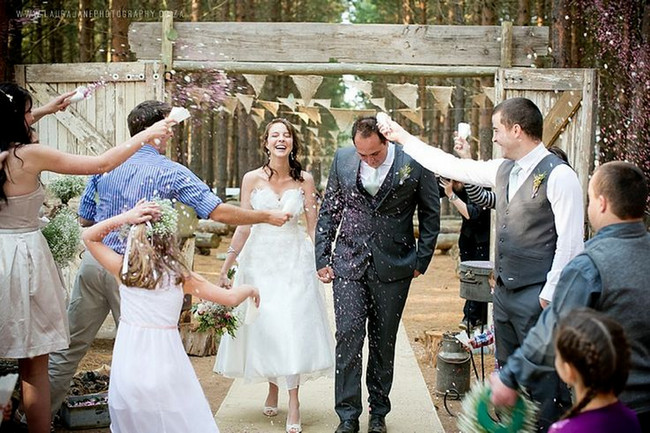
[{"x1": 78, "y1": 145, "x2": 221, "y2": 254}]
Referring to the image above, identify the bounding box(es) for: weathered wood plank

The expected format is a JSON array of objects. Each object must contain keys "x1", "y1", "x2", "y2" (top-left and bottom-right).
[
  {"x1": 129, "y1": 22, "x2": 549, "y2": 68},
  {"x1": 500, "y1": 22, "x2": 513, "y2": 68},
  {"x1": 24, "y1": 62, "x2": 147, "y2": 83},
  {"x1": 28, "y1": 83, "x2": 111, "y2": 155},
  {"x1": 497, "y1": 68, "x2": 586, "y2": 91},
  {"x1": 174, "y1": 61, "x2": 498, "y2": 77},
  {"x1": 542, "y1": 90, "x2": 583, "y2": 147},
  {"x1": 161, "y1": 11, "x2": 174, "y2": 70}
]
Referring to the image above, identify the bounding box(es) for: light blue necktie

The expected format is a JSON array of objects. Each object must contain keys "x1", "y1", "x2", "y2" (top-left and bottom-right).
[
  {"x1": 508, "y1": 163, "x2": 523, "y2": 201},
  {"x1": 364, "y1": 168, "x2": 381, "y2": 196}
]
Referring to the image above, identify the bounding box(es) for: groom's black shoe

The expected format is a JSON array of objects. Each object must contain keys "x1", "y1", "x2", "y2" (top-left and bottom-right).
[
  {"x1": 335, "y1": 419, "x2": 360, "y2": 433},
  {"x1": 368, "y1": 415, "x2": 387, "y2": 433}
]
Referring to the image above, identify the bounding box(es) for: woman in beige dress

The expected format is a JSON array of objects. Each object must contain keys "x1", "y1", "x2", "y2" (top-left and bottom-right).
[{"x1": 0, "y1": 82, "x2": 173, "y2": 433}]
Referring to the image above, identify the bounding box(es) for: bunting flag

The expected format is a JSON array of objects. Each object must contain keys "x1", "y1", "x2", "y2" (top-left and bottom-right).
[
  {"x1": 298, "y1": 106, "x2": 321, "y2": 124},
  {"x1": 291, "y1": 75, "x2": 323, "y2": 107},
  {"x1": 328, "y1": 108, "x2": 376, "y2": 132},
  {"x1": 386, "y1": 83, "x2": 419, "y2": 110},
  {"x1": 277, "y1": 96, "x2": 298, "y2": 113},
  {"x1": 482, "y1": 86, "x2": 495, "y2": 104},
  {"x1": 251, "y1": 113, "x2": 265, "y2": 128},
  {"x1": 296, "y1": 112, "x2": 310, "y2": 125},
  {"x1": 307, "y1": 127, "x2": 319, "y2": 137},
  {"x1": 291, "y1": 123, "x2": 303, "y2": 136},
  {"x1": 397, "y1": 108, "x2": 424, "y2": 128},
  {"x1": 257, "y1": 100, "x2": 280, "y2": 117},
  {"x1": 369, "y1": 98, "x2": 387, "y2": 112},
  {"x1": 472, "y1": 93, "x2": 487, "y2": 108},
  {"x1": 328, "y1": 130, "x2": 339, "y2": 140},
  {"x1": 427, "y1": 86, "x2": 455, "y2": 116},
  {"x1": 343, "y1": 77, "x2": 373, "y2": 98},
  {"x1": 251, "y1": 107, "x2": 266, "y2": 119},
  {"x1": 312, "y1": 99, "x2": 332, "y2": 109},
  {"x1": 221, "y1": 95, "x2": 239, "y2": 115},
  {"x1": 243, "y1": 74, "x2": 267, "y2": 97},
  {"x1": 235, "y1": 93, "x2": 255, "y2": 114}
]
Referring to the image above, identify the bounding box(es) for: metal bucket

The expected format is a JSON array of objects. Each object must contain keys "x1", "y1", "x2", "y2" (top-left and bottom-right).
[
  {"x1": 459, "y1": 260, "x2": 494, "y2": 303},
  {"x1": 435, "y1": 332, "x2": 471, "y2": 396}
]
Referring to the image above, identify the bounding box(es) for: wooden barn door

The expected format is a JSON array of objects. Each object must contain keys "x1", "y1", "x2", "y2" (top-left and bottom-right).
[
  {"x1": 15, "y1": 61, "x2": 165, "y2": 184},
  {"x1": 493, "y1": 68, "x2": 599, "y2": 204}
]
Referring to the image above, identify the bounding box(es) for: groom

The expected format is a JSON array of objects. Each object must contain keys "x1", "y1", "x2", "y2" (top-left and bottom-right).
[{"x1": 315, "y1": 116, "x2": 439, "y2": 433}]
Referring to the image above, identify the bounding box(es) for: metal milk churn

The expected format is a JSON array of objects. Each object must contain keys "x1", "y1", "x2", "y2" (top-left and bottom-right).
[{"x1": 435, "y1": 332, "x2": 471, "y2": 396}]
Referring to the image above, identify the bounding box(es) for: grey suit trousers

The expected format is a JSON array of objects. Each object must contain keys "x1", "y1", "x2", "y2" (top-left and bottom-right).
[
  {"x1": 48, "y1": 251, "x2": 120, "y2": 416},
  {"x1": 333, "y1": 262, "x2": 411, "y2": 421}
]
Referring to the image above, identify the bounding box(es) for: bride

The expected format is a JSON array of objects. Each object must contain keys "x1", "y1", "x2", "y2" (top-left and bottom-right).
[{"x1": 214, "y1": 118, "x2": 334, "y2": 433}]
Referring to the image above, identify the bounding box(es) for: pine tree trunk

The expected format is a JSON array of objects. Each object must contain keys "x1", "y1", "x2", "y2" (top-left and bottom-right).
[
  {"x1": 110, "y1": 0, "x2": 130, "y2": 62},
  {"x1": 551, "y1": 0, "x2": 571, "y2": 67},
  {"x1": 216, "y1": 110, "x2": 229, "y2": 198},
  {"x1": 78, "y1": 0, "x2": 94, "y2": 62}
]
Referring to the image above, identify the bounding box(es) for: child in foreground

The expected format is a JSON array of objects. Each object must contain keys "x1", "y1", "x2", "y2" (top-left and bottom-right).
[
  {"x1": 549, "y1": 308, "x2": 641, "y2": 433},
  {"x1": 82, "y1": 200, "x2": 259, "y2": 433}
]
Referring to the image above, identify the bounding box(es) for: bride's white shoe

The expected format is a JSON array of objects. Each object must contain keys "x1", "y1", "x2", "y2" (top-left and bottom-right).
[{"x1": 286, "y1": 419, "x2": 302, "y2": 433}]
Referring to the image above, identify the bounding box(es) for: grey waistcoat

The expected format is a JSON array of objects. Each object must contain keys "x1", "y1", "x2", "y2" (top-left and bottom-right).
[
  {"x1": 588, "y1": 230, "x2": 650, "y2": 413},
  {"x1": 495, "y1": 154, "x2": 564, "y2": 290}
]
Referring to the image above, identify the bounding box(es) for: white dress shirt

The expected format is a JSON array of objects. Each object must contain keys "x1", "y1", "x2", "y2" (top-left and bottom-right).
[
  {"x1": 402, "y1": 136, "x2": 584, "y2": 302},
  {"x1": 360, "y1": 142, "x2": 395, "y2": 190}
]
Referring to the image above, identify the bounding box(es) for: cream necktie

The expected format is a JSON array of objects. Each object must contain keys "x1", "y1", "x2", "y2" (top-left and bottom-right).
[
  {"x1": 508, "y1": 163, "x2": 523, "y2": 201},
  {"x1": 364, "y1": 167, "x2": 381, "y2": 196}
]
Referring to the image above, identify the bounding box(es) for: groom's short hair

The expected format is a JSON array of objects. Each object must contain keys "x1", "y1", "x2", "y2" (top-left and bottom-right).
[{"x1": 352, "y1": 116, "x2": 387, "y2": 145}]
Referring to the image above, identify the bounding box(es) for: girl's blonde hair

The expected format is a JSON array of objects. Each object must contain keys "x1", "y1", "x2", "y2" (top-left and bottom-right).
[{"x1": 120, "y1": 223, "x2": 189, "y2": 290}]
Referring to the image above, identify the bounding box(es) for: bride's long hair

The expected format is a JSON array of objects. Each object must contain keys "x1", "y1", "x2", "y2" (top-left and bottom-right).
[{"x1": 261, "y1": 118, "x2": 304, "y2": 182}]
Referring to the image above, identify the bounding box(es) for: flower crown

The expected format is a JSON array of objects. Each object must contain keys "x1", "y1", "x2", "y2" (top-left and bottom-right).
[{"x1": 147, "y1": 198, "x2": 178, "y2": 237}]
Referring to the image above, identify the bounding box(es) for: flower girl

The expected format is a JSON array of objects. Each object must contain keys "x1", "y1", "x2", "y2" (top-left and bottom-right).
[{"x1": 82, "y1": 199, "x2": 259, "y2": 433}]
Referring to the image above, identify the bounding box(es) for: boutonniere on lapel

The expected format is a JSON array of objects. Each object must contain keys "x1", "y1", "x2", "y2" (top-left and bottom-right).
[
  {"x1": 532, "y1": 172, "x2": 547, "y2": 198},
  {"x1": 398, "y1": 164, "x2": 413, "y2": 185}
]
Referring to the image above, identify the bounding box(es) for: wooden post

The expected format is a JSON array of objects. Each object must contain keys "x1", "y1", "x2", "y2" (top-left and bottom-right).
[
  {"x1": 500, "y1": 21, "x2": 513, "y2": 68},
  {"x1": 161, "y1": 11, "x2": 174, "y2": 71}
]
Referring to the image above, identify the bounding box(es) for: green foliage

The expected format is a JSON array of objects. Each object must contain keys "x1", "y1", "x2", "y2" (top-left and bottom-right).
[
  {"x1": 48, "y1": 175, "x2": 86, "y2": 205},
  {"x1": 41, "y1": 207, "x2": 81, "y2": 268}
]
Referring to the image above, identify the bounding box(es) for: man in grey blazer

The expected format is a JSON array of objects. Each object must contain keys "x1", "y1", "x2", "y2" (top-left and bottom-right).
[{"x1": 315, "y1": 116, "x2": 440, "y2": 433}]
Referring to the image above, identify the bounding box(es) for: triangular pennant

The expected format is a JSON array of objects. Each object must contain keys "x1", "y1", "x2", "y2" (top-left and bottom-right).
[
  {"x1": 328, "y1": 108, "x2": 358, "y2": 132},
  {"x1": 277, "y1": 96, "x2": 298, "y2": 113},
  {"x1": 328, "y1": 130, "x2": 339, "y2": 140},
  {"x1": 296, "y1": 112, "x2": 310, "y2": 124},
  {"x1": 386, "y1": 83, "x2": 419, "y2": 110},
  {"x1": 221, "y1": 95, "x2": 239, "y2": 115},
  {"x1": 482, "y1": 86, "x2": 495, "y2": 104},
  {"x1": 298, "y1": 106, "x2": 321, "y2": 124},
  {"x1": 369, "y1": 98, "x2": 387, "y2": 112},
  {"x1": 291, "y1": 75, "x2": 323, "y2": 107},
  {"x1": 312, "y1": 99, "x2": 331, "y2": 109},
  {"x1": 251, "y1": 113, "x2": 264, "y2": 127},
  {"x1": 291, "y1": 123, "x2": 303, "y2": 135},
  {"x1": 472, "y1": 93, "x2": 487, "y2": 108},
  {"x1": 235, "y1": 93, "x2": 255, "y2": 114},
  {"x1": 242, "y1": 74, "x2": 267, "y2": 97},
  {"x1": 307, "y1": 127, "x2": 319, "y2": 137},
  {"x1": 427, "y1": 86, "x2": 455, "y2": 116},
  {"x1": 343, "y1": 77, "x2": 373, "y2": 98},
  {"x1": 257, "y1": 100, "x2": 279, "y2": 117},
  {"x1": 251, "y1": 107, "x2": 266, "y2": 118},
  {"x1": 397, "y1": 108, "x2": 424, "y2": 128}
]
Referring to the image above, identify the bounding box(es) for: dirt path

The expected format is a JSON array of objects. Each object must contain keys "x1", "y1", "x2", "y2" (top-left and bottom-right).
[{"x1": 55, "y1": 238, "x2": 491, "y2": 433}]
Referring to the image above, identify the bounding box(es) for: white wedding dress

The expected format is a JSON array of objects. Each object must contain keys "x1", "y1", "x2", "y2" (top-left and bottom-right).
[{"x1": 214, "y1": 188, "x2": 334, "y2": 388}]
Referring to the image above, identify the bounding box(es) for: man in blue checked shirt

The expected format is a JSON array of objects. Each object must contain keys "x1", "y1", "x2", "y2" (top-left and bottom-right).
[{"x1": 48, "y1": 100, "x2": 291, "y2": 417}]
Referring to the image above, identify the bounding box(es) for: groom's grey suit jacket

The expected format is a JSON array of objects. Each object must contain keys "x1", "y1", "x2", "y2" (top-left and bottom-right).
[{"x1": 315, "y1": 145, "x2": 440, "y2": 283}]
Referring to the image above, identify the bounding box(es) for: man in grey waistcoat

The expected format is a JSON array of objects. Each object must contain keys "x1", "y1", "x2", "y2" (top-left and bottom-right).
[
  {"x1": 380, "y1": 98, "x2": 584, "y2": 431},
  {"x1": 315, "y1": 116, "x2": 440, "y2": 433},
  {"x1": 491, "y1": 161, "x2": 650, "y2": 432}
]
